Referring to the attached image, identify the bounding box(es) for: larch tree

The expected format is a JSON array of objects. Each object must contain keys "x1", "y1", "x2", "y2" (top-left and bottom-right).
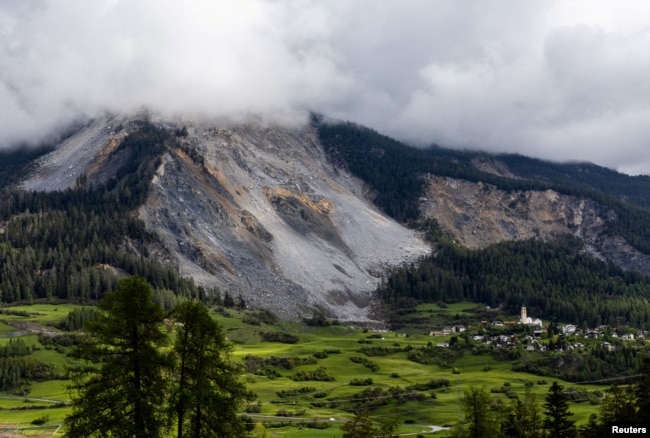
[
  {"x1": 635, "y1": 358, "x2": 650, "y2": 421},
  {"x1": 340, "y1": 410, "x2": 379, "y2": 438},
  {"x1": 543, "y1": 381, "x2": 576, "y2": 438},
  {"x1": 172, "y1": 300, "x2": 251, "y2": 437},
  {"x1": 501, "y1": 388, "x2": 541, "y2": 438},
  {"x1": 65, "y1": 276, "x2": 172, "y2": 437},
  {"x1": 455, "y1": 386, "x2": 499, "y2": 438}
]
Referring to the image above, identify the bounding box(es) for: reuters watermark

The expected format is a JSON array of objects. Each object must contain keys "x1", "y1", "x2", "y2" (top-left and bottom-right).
[{"x1": 608, "y1": 424, "x2": 649, "y2": 437}]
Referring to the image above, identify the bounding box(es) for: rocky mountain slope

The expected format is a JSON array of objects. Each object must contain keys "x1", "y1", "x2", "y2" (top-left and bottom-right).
[
  {"x1": 17, "y1": 114, "x2": 650, "y2": 320},
  {"x1": 20, "y1": 115, "x2": 429, "y2": 320}
]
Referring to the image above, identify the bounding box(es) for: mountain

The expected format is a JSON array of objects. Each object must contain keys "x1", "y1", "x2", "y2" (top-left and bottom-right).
[
  {"x1": 14, "y1": 114, "x2": 429, "y2": 320},
  {"x1": 317, "y1": 120, "x2": 650, "y2": 275},
  {"x1": 5, "y1": 113, "x2": 650, "y2": 322}
]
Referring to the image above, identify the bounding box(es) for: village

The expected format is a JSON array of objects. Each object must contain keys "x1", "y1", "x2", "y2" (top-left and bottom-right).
[{"x1": 428, "y1": 305, "x2": 646, "y2": 353}]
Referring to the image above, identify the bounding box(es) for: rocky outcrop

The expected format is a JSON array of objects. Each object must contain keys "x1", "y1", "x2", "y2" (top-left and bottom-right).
[
  {"x1": 140, "y1": 123, "x2": 431, "y2": 320},
  {"x1": 421, "y1": 175, "x2": 650, "y2": 276}
]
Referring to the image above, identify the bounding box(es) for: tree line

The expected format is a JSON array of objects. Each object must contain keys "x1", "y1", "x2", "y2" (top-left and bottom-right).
[
  {"x1": 0, "y1": 338, "x2": 56, "y2": 393},
  {"x1": 378, "y1": 235, "x2": 650, "y2": 329},
  {"x1": 343, "y1": 374, "x2": 650, "y2": 437},
  {"x1": 0, "y1": 123, "x2": 219, "y2": 304},
  {"x1": 450, "y1": 369, "x2": 650, "y2": 438}
]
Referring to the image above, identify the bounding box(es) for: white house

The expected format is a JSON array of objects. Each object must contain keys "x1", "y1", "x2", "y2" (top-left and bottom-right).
[{"x1": 562, "y1": 324, "x2": 577, "y2": 334}]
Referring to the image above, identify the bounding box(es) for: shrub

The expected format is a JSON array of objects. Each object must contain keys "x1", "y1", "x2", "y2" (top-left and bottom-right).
[
  {"x1": 31, "y1": 415, "x2": 49, "y2": 425},
  {"x1": 349, "y1": 378, "x2": 373, "y2": 386},
  {"x1": 276, "y1": 387, "x2": 316, "y2": 398},
  {"x1": 349, "y1": 356, "x2": 380, "y2": 372},
  {"x1": 291, "y1": 367, "x2": 335, "y2": 382},
  {"x1": 259, "y1": 331, "x2": 299, "y2": 344}
]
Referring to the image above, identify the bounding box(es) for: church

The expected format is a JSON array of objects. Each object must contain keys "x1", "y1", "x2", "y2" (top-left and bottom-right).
[{"x1": 520, "y1": 305, "x2": 543, "y2": 327}]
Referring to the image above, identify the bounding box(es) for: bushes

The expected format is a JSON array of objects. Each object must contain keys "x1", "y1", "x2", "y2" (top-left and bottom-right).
[
  {"x1": 243, "y1": 355, "x2": 316, "y2": 374},
  {"x1": 276, "y1": 387, "x2": 316, "y2": 398},
  {"x1": 38, "y1": 333, "x2": 85, "y2": 347},
  {"x1": 406, "y1": 379, "x2": 450, "y2": 391},
  {"x1": 330, "y1": 386, "x2": 428, "y2": 411},
  {"x1": 349, "y1": 356, "x2": 380, "y2": 372},
  {"x1": 259, "y1": 331, "x2": 299, "y2": 344},
  {"x1": 313, "y1": 348, "x2": 341, "y2": 359},
  {"x1": 357, "y1": 345, "x2": 413, "y2": 356},
  {"x1": 291, "y1": 367, "x2": 335, "y2": 382},
  {"x1": 407, "y1": 345, "x2": 464, "y2": 367},
  {"x1": 242, "y1": 309, "x2": 278, "y2": 326},
  {"x1": 303, "y1": 309, "x2": 338, "y2": 327},
  {"x1": 349, "y1": 378, "x2": 373, "y2": 386}
]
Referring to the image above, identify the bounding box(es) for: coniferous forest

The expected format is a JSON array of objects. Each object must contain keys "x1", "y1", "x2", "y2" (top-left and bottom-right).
[
  {"x1": 0, "y1": 123, "x2": 216, "y2": 304},
  {"x1": 378, "y1": 236, "x2": 650, "y2": 329}
]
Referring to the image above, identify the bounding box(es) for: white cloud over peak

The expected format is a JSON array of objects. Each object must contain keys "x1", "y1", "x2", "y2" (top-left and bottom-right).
[{"x1": 3, "y1": 0, "x2": 650, "y2": 174}]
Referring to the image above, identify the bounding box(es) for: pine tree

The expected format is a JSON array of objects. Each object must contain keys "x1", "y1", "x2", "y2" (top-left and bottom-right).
[
  {"x1": 501, "y1": 388, "x2": 541, "y2": 438},
  {"x1": 543, "y1": 382, "x2": 576, "y2": 438},
  {"x1": 635, "y1": 358, "x2": 650, "y2": 421},
  {"x1": 65, "y1": 276, "x2": 172, "y2": 437},
  {"x1": 172, "y1": 301, "x2": 251, "y2": 437},
  {"x1": 340, "y1": 410, "x2": 379, "y2": 438},
  {"x1": 457, "y1": 386, "x2": 499, "y2": 438},
  {"x1": 600, "y1": 384, "x2": 637, "y2": 426}
]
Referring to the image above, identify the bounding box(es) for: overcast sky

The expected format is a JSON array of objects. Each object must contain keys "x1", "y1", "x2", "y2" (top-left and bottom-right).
[{"x1": 2, "y1": 1, "x2": 650, "y2": 174}]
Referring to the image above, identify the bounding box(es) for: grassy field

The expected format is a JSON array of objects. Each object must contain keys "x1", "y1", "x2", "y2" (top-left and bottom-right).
[{"x1": 0, "y1": 303, "x2": 616, "y2": 436}]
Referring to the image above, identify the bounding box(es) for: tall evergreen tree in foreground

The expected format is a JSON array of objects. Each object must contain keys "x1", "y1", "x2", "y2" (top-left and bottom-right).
[
  {"x1": 65, "y1": 278, "x2": 251, "y2": 437},
  {"x1": 635, "y1": 358, "x2": 650, "y2": 421},
  {"x1": 453, "y1": 386, "x2": 499, "y2": 438},
  {"x1": 501, "y1": 388, "x2": 541, "y2": 438},
  {"x1": 543, "y1": 382, "x2": 576, "y2": 438},
  {"x1": 65, "y1": 276, "x2": 172, "y2": 437},
  {"x1": 340, "y1": 410, "x2": 379, "y2": 438},
  {"x1": 172, "y1": 301, "x2": 251, "y2": 437}
]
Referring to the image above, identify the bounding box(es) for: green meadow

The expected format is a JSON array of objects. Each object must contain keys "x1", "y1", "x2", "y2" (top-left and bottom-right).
[{"x1": 0, "y1": 303, "x2": 613, "y2": 436}]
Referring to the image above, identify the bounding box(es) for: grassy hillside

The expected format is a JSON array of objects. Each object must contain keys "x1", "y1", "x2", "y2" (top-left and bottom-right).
[{"x1": 0, "y1": 303, "x2": 620, "y2": 437}]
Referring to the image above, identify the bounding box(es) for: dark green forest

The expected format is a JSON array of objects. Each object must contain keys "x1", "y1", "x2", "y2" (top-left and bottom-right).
[
  {"x1": 378, "y1": 236, "x2": 650, "y2": 328},
  {"x1": 0, "y1": 123, "x2": 215, "y2": 304}
]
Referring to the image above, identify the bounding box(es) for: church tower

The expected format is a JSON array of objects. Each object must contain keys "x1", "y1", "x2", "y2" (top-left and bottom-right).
[{"x1": 520, "y1": 305, "x2": 527, "y2": 324}]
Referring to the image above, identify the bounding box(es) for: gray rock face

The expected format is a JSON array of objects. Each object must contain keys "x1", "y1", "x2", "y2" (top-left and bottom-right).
[
  {"x1": 144, "y1": 124, "x2": 430, "y2": 320},
  {"x1": 421, "y1": 175, "x2": 650, "y2": 276},
  {"x1": 21, "y1": 117, "x2": 430, "y2": 321}
]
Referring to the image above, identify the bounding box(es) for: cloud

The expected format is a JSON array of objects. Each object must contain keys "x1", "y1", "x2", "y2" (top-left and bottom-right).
[
  {"x1": 2, "y1": 0, "x2": 650, "y2": 174},
  {"x1": 0, "y1": 0, "x2": 353, "y2": 146}
]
